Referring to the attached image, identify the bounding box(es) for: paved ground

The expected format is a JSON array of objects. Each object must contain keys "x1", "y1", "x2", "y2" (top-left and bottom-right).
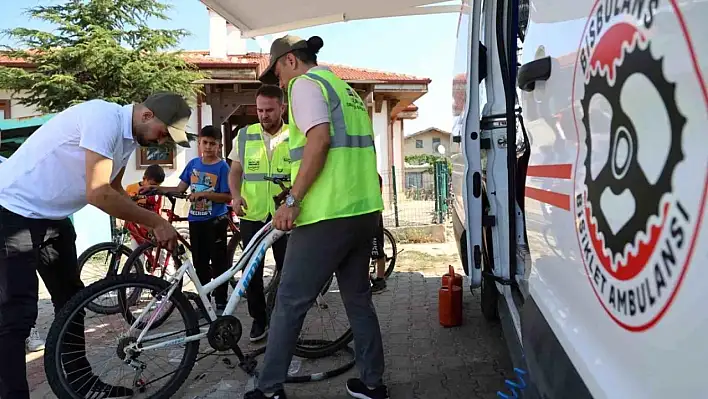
[{"x1": 28, "y1": 239, "x2": 512, "y2": 398}]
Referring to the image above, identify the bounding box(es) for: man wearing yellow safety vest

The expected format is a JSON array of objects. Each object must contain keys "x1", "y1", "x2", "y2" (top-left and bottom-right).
[
  {"x1": 227, "y1": 84, "x2": 290, "y2": 343},
  {"x1": 244, "y1": 35, "x2": 388, "y2": 399}
]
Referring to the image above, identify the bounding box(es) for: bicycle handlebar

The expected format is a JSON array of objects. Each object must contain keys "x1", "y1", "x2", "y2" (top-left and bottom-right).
[
  {"x1": 264, "y1": 176, "x2": 291, "y2": 207},
  {"x1": 135, "y1": 189, "x2": 189, "y2": 200},
  {"x1": 264, "y1": 176, "x2": 291, "y2": 190}
]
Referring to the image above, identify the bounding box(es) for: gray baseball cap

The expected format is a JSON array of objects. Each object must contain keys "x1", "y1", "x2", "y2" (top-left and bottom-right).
[
  {"x1": 143, "y1": 92, "x2": 192, "y2": 148},
  {"x1": 258, "y1": 35, "x2": 310, "y2": 84}
]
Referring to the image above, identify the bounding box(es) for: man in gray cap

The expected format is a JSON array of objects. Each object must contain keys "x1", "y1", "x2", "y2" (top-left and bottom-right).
[
  {"x1": 247, "y1": 34, "x2": 388, "y2": 399},
  {"x1": 0, "y1": 92, "x2": 190, "y2": 398}
]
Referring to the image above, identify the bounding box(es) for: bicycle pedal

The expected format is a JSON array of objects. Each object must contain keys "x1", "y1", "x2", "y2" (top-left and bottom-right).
[
  {"x1": 222, "y1": 357, "x2": 236, "y2": 369},
  {"x1": 238, "y1": 357, "x2": 258, "y2": 375}
]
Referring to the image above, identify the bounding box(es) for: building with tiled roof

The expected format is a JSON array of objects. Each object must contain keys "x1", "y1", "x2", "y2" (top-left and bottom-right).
[
  {"x1": 180, "y1": 50, "x2": 431, "y2": 84},
  {"x1": 0, "y1": 8, "x2": 429, "y2": 201}
]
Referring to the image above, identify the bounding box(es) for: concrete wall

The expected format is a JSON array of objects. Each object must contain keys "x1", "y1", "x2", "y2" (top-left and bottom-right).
[
  {"x1": 392, "y1": 119, "x2": 404, "y2": 193},
  {"x1": 0, "y1": 90, "x2": 42, "y2": 119},
  {"x1": 404, "y1": 130, "x2": 451, "y2": 156}
]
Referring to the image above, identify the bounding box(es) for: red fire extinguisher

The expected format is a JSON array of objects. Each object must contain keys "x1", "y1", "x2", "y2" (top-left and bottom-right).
[{"x1": 439, "y1": 265, "x2": 463, "y2": 327}]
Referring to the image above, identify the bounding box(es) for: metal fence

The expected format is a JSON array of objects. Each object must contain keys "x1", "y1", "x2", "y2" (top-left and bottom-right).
[{"x1": 381, "y1": 161, "x2": 451, "y2": 228}]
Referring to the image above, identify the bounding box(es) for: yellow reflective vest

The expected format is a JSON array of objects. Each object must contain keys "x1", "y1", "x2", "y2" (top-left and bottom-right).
[
  {"x1": 287, "y1": 69, "x2": 383, "y2": 226},
  {"x1": 236, "y1": 123, "x2": 291, "y2": 221}
]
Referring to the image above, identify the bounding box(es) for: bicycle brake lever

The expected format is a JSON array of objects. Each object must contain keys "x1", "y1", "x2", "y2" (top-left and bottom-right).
[{"x1": 174, "y1": 244, "x2": 186, "y2": 257}]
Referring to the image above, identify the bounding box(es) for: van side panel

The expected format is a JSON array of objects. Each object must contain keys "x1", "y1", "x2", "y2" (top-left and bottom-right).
[{"x1": 522, "y1": 0, "x2": 708, "y2": 397}]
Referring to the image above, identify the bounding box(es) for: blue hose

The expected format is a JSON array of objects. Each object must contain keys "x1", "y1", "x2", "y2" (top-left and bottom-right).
[{"x1": 497, "y1": 368, "x2": 528, "y2": 398}]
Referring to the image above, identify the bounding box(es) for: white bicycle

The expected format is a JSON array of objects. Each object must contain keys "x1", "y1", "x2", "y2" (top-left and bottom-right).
[{"x1": 43, "y1": 176, "x2": 353, "y2": 398}]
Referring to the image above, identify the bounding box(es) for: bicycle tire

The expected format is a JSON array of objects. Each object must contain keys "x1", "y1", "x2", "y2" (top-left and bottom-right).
[
  {"x1": 266, "y1": 272, "x2": 353, "y2": 359},
  {"x1": 77, "y1": 242, "x2": 135, "y2": 314},
  {"x1": 383, "y1": 228, "x2": 397, "y2": 278},
  {"x1": 120, "y1": 241, "x2": 176, "y2": 329},
  {"x1": 44, "y1": 274, "x2": 199, "y2": 399}
]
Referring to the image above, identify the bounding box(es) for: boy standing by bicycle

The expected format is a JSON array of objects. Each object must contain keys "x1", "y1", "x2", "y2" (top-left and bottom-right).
[{"x1": 150, "y1": 126, "x2": 232, "y2": 313}]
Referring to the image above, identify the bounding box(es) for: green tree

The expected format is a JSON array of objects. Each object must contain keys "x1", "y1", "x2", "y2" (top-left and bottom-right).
[{"x1": 0, "y1": 0, "x2": 204, "y2": 114}]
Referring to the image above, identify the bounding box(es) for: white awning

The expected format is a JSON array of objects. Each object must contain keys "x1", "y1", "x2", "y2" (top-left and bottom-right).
[{"x1": 200, "y1": 0, "x2": 460, "y2": 38}]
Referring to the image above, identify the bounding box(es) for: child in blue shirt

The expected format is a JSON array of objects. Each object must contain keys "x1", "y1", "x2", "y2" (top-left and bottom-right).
[{"x1": 156, "y1": 126, "x2": 231, "y2": 313}]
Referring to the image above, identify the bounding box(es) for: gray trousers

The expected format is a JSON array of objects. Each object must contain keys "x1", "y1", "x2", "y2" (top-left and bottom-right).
[{"x1": 257, "y1": 211, "x2": 385, "y2": 392}]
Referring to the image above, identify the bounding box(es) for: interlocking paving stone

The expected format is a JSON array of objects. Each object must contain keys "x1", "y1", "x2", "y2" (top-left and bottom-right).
[{"x1": 30, "y1": 245, "x2": 513, "y2": 399}]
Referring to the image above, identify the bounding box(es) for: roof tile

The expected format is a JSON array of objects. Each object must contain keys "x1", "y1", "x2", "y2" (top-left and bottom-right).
[{"x1": 0, "y1": 50, "x2": 431, "y2": 84}]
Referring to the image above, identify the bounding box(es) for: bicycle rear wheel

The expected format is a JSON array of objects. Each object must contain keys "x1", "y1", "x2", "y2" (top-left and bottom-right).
[
  {"x1": 266, "y1": 271, "x2": 353, "y2": 359},
  {"x1": 369, "y1": 228, "x2": 398, "y2": 279},
  {"x1": 44, "y1": 274, "x2": 199, "y2": 399},
  {"x1": 77, "y1": 242, "x2": 136, "y2": 314},
  {"x1": 382, "y1": 228, "x2": 397, "y2": 278}
]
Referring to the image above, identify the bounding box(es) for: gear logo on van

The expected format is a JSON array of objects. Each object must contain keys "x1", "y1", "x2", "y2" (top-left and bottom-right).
[{"x1": 571, "y1": 0, "x2": 708, "y2": 331}]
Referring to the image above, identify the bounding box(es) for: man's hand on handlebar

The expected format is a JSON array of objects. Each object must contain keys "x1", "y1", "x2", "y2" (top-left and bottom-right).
[
  {"x1": 264, "y1": 176, "x2": 298, "y2": 231},
  {"x1": 152, "y1": 218, "x2": 180, "y2": 252},
  {"x1": 187, "y1": 192, "x2": 203, "y2": 202},
  {"x1": 231, "y1": 194, "x2": 248, "y2": 216},
  {"x1": 274, "y1": 204, "x2": 298, "y2": 231}
]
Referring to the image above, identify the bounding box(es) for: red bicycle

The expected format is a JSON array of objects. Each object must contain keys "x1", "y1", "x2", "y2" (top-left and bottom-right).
[{"x1": 76, "y1": 191, "x2": 242, "y2": 314}]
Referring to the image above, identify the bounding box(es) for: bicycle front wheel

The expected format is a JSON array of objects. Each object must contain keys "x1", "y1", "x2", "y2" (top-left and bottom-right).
[{"x1": 44, "y1": 274, "x2": 200, "y2": 399}]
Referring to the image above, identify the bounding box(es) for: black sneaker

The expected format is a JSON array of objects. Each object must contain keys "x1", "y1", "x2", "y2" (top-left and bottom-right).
[
  {"x1": 244, "y1": 388, "x2": 287, "y2": 398},
  {"x1": 346, "y1": 379, "x2": 388, "y2": 399},
  {"x1": 249, "y1": 320, "x2": 268, "y2": 342},
  {"x1": 371, "y1": 278, "x2": 387, "y2": 294}
]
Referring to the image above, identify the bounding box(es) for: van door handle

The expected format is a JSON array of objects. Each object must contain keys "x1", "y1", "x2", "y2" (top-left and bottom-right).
[{"x1": 517, "y1": 56, "x2": 552, "y2": 92}]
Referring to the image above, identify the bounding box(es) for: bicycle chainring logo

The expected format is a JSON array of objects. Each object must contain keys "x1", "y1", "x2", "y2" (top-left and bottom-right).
[{"x1": 571, "y1": 0, "x2": 708, "y2": 331}]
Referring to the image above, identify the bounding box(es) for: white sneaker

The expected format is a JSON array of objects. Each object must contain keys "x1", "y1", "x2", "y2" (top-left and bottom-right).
[{"x1": 26, "y1": 327, "x2": 45, "y2": 352}]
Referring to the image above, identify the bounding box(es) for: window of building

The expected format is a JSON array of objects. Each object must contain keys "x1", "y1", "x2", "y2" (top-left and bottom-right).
[
  {"x1": 432, "y1": 137, "x2": 441, "y2": 149},
  {"x1": 0, "y1": 100, "x2": 10, "y2": 120},
  {"x1": 415, "y1": 139, "x2": 423, "y2": 148}
]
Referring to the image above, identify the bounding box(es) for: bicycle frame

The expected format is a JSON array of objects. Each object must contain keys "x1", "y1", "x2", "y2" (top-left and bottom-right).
[
  {"x1": 127, "y1": 220, "x2": 285, "y2": 352},
  {"x1": 124, "y1": 192, "x2": 242, "y2": 276}
]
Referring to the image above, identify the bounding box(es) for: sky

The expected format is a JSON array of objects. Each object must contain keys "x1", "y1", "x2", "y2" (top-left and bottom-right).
[{"x1": 0, "y1": 0, "x2": 461, "y2": 135}]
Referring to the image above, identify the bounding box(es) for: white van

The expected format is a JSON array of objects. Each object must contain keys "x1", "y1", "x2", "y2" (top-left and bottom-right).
[
  {"x1": 181, "y1": 1, "x2": 708, "y2": 396},
  {"x1": 450, "y1": 0, "x2": 708, "y2": 397}
]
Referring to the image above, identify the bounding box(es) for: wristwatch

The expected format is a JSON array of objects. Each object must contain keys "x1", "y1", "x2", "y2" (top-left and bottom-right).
[{"x1": 285, "y1": 193, "x2": 300, "y2": 208}]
